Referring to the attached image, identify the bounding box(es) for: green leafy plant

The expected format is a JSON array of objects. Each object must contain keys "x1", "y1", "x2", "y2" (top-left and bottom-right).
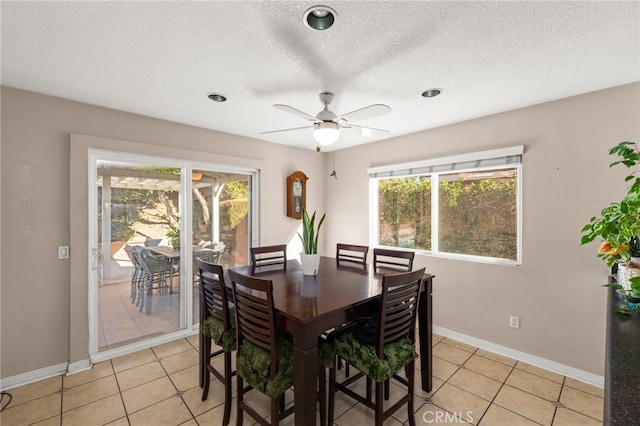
[
  {"x1": 167, "y1": 222, "x2": 180, "y2": 249},
  {"x1": 581, "y1": 141, "x2": 640, "y2": 267},
  {"x1": 581, "y1": 141, "x2": 640, "y2": 314},
  {"x1": 298, "y1": 209, "x2": 326, "y2": 254}
]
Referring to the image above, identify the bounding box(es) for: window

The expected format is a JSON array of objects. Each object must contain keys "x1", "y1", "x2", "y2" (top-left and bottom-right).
[{"x1": 369, "y1": 146, "x2": 523, "y2": 264}]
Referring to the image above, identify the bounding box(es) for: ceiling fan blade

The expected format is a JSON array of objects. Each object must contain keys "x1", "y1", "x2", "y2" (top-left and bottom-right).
[
  {"x1": 342, "y1": 123, "x2": 390, "y2": 138},
  {"x1": 259, "y1": 125, "x2": 313, "y2": 135},
  {"x1": 336, "y1": 104, "x2": 391, "y2": 123},
  {"x1": 273, "y1": 104, "x2": 319, "y2": 122}
]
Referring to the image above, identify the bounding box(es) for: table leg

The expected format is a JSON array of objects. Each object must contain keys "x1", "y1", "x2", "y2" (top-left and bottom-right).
[
  {"x1": 418, "y1": 278, "x2": 433, "y2": 392},
  {"x1": 293, "y1": 344, "x2": 318, "y2": 426}
]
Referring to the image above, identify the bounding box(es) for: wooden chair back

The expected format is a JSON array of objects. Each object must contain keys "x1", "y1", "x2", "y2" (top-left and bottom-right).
[
  {"x1": 228, "y1": 270, "x2": 280, "y2": 377},
  {"x1": 376, "y1": 268, "x2": 425, "y2": 357},
  {"x1": 373, "y1": 248, "x2": 415, "y2": 272},
  {"x1": 336, "y1": 243, "x2": 369, "y2": 269},
  {"x1": 250, "y1": 244, "x2": 287, "y2": 270},
  {"x1": 196, "y1": 258, "x2": 232, "y2": 332}
]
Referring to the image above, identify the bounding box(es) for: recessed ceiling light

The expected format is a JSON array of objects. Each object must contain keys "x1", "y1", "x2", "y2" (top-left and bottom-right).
[
  {"x1": 421, "y1": 89, "x2": 443, "y2": 98},
  {"x1": 303, "y1": 6, "x2": 337, "y2": 30},
  {"x1": 207, "y1": 92, "x2": 227, "y2": 102}
]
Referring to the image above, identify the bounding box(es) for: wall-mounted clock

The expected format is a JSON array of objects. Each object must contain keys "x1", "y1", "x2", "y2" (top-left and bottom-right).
[{"x1": 286, "y1": 170, "x2": 308, "y2": 219}]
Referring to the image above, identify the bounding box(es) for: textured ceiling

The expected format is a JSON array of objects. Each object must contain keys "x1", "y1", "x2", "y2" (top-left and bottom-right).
[{"x1": 2, "y1": 1, "x2": 639, "y2": 151}]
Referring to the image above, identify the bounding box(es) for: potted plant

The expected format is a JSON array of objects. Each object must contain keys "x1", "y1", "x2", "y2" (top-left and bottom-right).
[
  {"x1": 581, "y1": 140, "x2": 640, "y2": 313},
  {"x1": 298, "y1": 209, "x2": 326, "y2": 275},
  {"x1": 167, "y1": 222, "x2": 180, "y2": 250}
]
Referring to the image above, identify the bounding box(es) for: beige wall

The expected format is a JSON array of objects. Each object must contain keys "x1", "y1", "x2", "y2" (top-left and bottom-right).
[
  {"x1": 324, "y1": 82, "x2": 640, "y2": 375},
  {"x1": 1, "y1": 82, "x2": 639, "y2": 380},
  {"x1": 0, "y1": 87, "x2": 326, "y2": 378}
]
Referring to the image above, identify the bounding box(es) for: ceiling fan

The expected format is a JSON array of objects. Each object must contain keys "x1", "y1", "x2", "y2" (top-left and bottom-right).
[{"x1": 260, "y1": 92, "x2": 391, "y2": 150}]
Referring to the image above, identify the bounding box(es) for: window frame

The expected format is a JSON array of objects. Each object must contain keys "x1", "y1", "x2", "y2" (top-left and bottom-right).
[
  {"x1": 87, "y1": 148, "x2": 259, "y2": 362},
  {"x1": 369, "y1": 146, "x2": 523, "y2": 266}
]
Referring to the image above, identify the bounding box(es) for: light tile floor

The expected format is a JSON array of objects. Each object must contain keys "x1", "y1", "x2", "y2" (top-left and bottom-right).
[{"x1": 0, "y1": 334, "x2": 604, "y2": 425}]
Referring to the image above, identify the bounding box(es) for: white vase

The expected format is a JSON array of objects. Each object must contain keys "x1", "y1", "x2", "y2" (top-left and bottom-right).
[
  {"x1": 300, "y1": 253, "x2": 320, "y2": 275},
  {"x1": 618, "y1": 258, "x2": 640, "y2": 291}
]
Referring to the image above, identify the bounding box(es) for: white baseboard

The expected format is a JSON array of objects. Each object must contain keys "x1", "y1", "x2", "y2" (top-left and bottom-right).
[
  {"x1": 2, "y1": 327, "x2": 603, "y2": 392},
  {"x1": 0, "y1": 329, "x2": 199, "y2": 391},
  {"x1": 66, "y1": 359, "x2": 92, "y2": 376},
  {"x1": 433, "y1": 325, "x2": 604, "y2": 388},
  {"x1": 0, "y1": 362, "x2": 68, "y2": 391}
]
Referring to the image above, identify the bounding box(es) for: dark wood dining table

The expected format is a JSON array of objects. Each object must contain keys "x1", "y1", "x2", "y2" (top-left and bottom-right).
[{"x1": 232, "y1": 256, "x2": 434, "y2": 426}]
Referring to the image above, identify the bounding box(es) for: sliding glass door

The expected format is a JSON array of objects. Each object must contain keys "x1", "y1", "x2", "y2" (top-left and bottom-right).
[{"x1": 91, "y1": 152, "x2": 253, "y2": 357}]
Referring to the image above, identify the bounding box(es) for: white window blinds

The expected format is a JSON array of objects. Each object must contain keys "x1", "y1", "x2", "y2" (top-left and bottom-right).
[{"x1": 368, "y1": 145, "x2": 524, "y2": 178}]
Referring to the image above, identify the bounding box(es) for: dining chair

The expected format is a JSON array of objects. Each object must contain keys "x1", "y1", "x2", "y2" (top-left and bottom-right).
[
  {"x1": 336, "y1": 243, "x2": 369, "y2": 269},
  {"x1": 196, "y1": 259, "x2": 235, "y2": 426},
  {"x1": 327, "y1": 267, "x2": 426, "y2": 426},
  {"x1": 373, "y1": 248, "x2": 415, "y2": 272},
  {"x1": 228, "y1": 269, "x2": 330, "y2": 426},
  {"x1": 332, "y1": 243, "x2": 370, "y2": 376},
  {"x1": 250, "y1": 244, "x2": 287, "y2": 271}
]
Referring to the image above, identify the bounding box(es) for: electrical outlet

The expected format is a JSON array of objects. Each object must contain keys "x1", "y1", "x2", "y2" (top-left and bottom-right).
[
  {"x1": 510, "y1": 315, "x2": 520, "y2": 329},
  {"x1": 58, "y1": 246, "x2": 69, "y2": 259}
]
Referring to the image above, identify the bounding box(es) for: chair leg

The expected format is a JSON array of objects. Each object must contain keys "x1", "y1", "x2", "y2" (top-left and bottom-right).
[
  {"x1": 318, "y1": 365, "x2": 326, "y2": 426},
  {"x1": 237, "y1": 374, "x2": 244, "y2": 426},
  {"x1": 271, "y1": 396, "x2": 280, "y2": 426},
  {"x1": 328, "y1": 359, "x2": 337, "y2": 425},
  {"x1": 201, "y1": 337, "x2": 211, "y2": 400},
  {"x1": 384, "y1": 378, "x2": 390, "y2": 400},
  {"x1": 223, "y1": 351, "x2": 232, "y2": 426},
  {"x1": 407, "y1": 360, "x2": 416, "y2": 426},
  {"x1": 375, "y1": 380, "x2": 384, "y2": 426}
]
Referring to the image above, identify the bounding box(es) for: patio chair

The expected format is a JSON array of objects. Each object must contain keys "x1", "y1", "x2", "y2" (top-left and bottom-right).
[
  {"x1": 128, "y1": 245, "x2": 145, "y2": 304},
  {"x1": 130, "y1": 248, "x2": 172, "y2": 314}
]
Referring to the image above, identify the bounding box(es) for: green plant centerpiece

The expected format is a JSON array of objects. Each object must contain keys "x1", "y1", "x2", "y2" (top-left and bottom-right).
[
  {"x1": 298, "y1": 209, "x2": 326, "y2": 275},
  {"x1": 167, "y1": 222, "x2": 180, "y2": 250},
  {"x1": 581, "y1": 141, "x2": 640, "y2": 314}
]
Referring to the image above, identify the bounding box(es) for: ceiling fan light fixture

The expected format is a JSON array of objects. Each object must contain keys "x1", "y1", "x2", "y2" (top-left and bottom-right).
[
  {"x1": 304, "y1": 6, "x2": 337, "y2": 30},
  {"x1": 313, "y1": 121, "x2": 340, "y2": 145}
]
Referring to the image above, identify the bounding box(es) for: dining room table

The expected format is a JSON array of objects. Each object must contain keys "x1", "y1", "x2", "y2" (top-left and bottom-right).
[{"x1": 231, "y1": 256, "x2": 434, "y2": 426}]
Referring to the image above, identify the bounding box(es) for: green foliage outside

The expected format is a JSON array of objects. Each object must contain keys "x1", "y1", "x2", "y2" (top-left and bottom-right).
[
  {"x1": 378, "y1": 171, "x2": 517, "y2": 260},
  {"x1": 379, "y1": 177, "x2": 431, "y2": 249},
  {"x1": 220, "y1": 181, "x2": 249, "y2": 230},
  {"x1": 439, "y1": 175, "x2": 517, "y2": 260},
  {"x1": 97, "y1": 187, "x2": 156, "y2": 242},
  {"x1": 99, "y1": 176, "x2": 250, "y2": 244}
]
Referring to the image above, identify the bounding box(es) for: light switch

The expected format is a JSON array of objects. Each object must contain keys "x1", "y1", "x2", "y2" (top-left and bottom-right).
[{"x1": 58, "y1": 246, "x2": 69, "y2": 259}]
